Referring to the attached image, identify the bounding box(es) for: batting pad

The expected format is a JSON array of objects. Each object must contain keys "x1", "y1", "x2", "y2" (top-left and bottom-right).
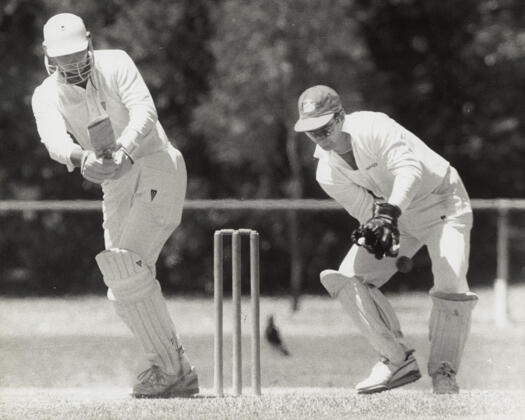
[
  {"x1": 96, "y1": 249, "x2": 185, "y2": 375},
  {"x1": 320, "y1": 269, "x2": 406, "y2": 365},
  {"x1": 428, "y1": 291, "x2": 479, "y2": 376}
]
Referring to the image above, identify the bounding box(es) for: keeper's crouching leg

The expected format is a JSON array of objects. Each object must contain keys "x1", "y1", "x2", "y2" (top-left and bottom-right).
[
  {"x1": 321, "y1": 269, "x2": 407, "y2": 364},
  {"x1": 320, "y1": 269, "x2": 421, "y2": 393}
]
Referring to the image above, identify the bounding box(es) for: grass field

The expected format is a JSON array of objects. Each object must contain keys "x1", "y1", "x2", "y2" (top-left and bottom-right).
[{"x1": 1, "y1": 286, "x2": 525, "y2": 419}]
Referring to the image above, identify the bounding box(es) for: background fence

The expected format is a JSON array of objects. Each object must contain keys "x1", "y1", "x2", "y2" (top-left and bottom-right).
[{"x1": 0, "y1": 198, "x2": 522, "y2": 327}]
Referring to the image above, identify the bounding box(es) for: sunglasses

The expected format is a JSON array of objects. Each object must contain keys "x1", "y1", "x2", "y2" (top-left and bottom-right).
[{"x1": 307, "y1": 112, "x2": 343, "y2": 139}]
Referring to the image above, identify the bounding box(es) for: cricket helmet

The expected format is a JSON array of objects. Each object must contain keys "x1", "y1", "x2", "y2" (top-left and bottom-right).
[
  {"x1": 294, "y1": 85, "x2": 344, "y2": 132},
  {"x1": 43, "y1": 13, "x2": 93, "y2": 84}
]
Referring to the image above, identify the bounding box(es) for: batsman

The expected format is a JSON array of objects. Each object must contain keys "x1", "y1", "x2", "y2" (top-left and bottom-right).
[
  {"x1": 294, "y1": 85, "x2": 478, "y2": 394},
  {"x1": 31, "y1": 13, "x2": 198, "y2": 398}
]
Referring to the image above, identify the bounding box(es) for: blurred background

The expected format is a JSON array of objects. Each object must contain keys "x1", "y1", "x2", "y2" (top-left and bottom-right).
[{"x1": 1, "y1": 0, "x2": 525, "y2": 307}]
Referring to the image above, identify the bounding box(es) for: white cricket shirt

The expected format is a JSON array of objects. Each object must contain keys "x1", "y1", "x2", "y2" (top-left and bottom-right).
[
  {"x1": 315, "y1": 111, "x2": 450, "y2": 223},
  {"x1": 32, "y1": 49, "x2": 169, "y2": 171}
]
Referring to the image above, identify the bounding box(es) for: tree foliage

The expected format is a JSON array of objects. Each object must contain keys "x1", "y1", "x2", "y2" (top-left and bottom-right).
[
  {"x1": 193, "y1": 0, "x2": 372, "y2": 198},
  {"x1": 1, "y1": 0, "x2": 525, "y2": 295}
]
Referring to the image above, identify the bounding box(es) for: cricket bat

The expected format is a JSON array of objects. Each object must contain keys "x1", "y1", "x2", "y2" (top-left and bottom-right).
[{"x1": 88, "y1": 115, "x2": 117, "y2": 159}]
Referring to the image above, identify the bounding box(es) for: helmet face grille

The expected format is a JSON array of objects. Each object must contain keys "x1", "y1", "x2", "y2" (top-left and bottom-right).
[{"x1": 45, "y1": 50, "x2": 93, "y2": 85}]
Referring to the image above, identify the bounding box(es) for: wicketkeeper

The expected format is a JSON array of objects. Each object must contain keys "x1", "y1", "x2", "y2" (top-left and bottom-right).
[
  {"x1": 31, "y1": 13, "x2": 198, "y2": 398},
  {"x1": 294, "y1": 85, "x2": 478, "y2": 394}
]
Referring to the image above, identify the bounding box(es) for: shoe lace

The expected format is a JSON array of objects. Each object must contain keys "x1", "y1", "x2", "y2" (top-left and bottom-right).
[
  {"x1": 137, "y1": 366, "x2": 168, "y2": 386},
  {"x1": 436, "y1": 362, "x2": 456, "y2": 379}
]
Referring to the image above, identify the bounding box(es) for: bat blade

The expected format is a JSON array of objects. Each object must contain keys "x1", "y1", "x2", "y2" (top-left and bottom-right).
[{"x1": 88, "y1": 115, "x2": 116, "y2": 158}]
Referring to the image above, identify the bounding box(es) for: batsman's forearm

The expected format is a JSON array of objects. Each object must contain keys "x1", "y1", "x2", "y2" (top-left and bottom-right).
[{"x1": 116, "y1": 126, "x2": 151, "y2": 162}]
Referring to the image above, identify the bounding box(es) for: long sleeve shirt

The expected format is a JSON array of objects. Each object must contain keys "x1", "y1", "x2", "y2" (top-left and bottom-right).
[
  {"x1": 31, "y1": 49, "x2": 169, "y2": 171},
  {"x1": 315, "y1": 111, "x2": 450, "y2": 224}
]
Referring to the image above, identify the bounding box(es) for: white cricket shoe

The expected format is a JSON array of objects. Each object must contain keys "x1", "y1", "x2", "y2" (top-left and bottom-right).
[
  {"x1": 131, "y1": 365, "x2": 199, "y2": 398},
  {"x1": 432, "y1": 361, "x2": 459, "y2": 394},
  {"x1": 356, "y1": 351, "x2": 421, "y2": 394}
]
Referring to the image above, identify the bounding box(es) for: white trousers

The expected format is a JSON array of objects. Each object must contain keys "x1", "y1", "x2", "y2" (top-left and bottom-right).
[
  {"x1": 339, "y1": 167, "x2": 472, "y2": 294},
  {"x1": 101, "y1": 144, "x2": 187, "y2": 267},
  {"x1": 98, "y1": 144, "x2": 189, "y2": 373}
]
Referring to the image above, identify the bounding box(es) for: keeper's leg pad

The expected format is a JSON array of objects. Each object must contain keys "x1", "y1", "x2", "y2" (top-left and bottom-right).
[
  {"x1": 427, "y1": 290, "x2": 478, "y2": 376},
  {"x1": 96, "y1": 249, "x2": 189, "y2": 375},
  {"x1": 320, "y1": 269, "x2": 406, "y2": 365},
  {"x1": 368, "y1": 287, "x2": 412, "y2": 353}
]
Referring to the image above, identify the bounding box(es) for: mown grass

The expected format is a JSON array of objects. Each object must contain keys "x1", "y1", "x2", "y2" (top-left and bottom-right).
[
  {"x1": 1, "y1": 286, "x2": 524, "y2": 419},
  {"x1": 2, "y1": 388, "x2": 524, "y2": 420}
]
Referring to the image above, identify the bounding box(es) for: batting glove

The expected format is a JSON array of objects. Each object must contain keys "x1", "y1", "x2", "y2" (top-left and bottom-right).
[{"x1": 80, "y1": 151, "x2": 118, "y2": 184}]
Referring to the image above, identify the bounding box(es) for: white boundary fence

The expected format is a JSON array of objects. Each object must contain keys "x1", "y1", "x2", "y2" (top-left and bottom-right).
[{"x1": 1, "y1": 198, "x2": 522, "y2": 328}]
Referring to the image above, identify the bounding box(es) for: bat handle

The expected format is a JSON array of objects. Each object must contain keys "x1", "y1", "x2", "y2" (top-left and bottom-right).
[{"x1": 99, "y1": 148, "x2": 116, "y2": 160}]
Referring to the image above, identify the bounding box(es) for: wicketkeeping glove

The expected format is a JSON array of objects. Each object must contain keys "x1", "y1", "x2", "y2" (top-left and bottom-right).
[{"x1": 351, "y1": 202, "x2": 401, "y2": 259}]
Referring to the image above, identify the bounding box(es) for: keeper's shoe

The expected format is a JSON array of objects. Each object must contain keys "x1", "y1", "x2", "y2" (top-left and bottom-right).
[
  {"x1": 131, "y1": 365, "x2": 199, "y2": 398},
  {"x1": 432, "y1": 361, "x2": 459, "y2": 394},
  {"x1": 356, "y1": 351, "x2": 421, "y2": 394}
]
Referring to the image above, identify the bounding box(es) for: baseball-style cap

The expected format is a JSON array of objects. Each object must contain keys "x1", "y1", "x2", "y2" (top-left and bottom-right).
[
  {"x1": 294, "y1": 85, "x2": 343, "y2": 132},
  {"x1": 43, "y1": 13, "x2": 89, "y2": 57}
]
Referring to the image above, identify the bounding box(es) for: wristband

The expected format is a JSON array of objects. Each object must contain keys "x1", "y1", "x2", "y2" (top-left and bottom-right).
[
  {"x1": 119, "y1": 145, "x2": 134, "y2": 164},
  {"x1": 80, "y1": 151, "x2": 89, "y2": 173}
]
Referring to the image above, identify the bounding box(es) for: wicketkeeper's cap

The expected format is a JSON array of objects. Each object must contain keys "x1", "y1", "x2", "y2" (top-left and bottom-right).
[
  {"x1": 43, "y1": 13, "x2": 89, "y2": 57},
  {"x1": 294, "y1": 85, "x2": 343, "y2": 132}
]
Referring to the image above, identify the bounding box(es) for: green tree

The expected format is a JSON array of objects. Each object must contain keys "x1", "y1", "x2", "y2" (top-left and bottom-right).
[
  {"x1": 192, "y1": 0, "x2": 375, "y2": 307},
  {"x1": 3, "y1": 0, "x2": 524, "y2": 296},
  {"x1": 356, "y1": 0, "x2": 525, "y2": 197},
  {"x1": 0, "y1": 0, "x2": 217, "y2": 294}
]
